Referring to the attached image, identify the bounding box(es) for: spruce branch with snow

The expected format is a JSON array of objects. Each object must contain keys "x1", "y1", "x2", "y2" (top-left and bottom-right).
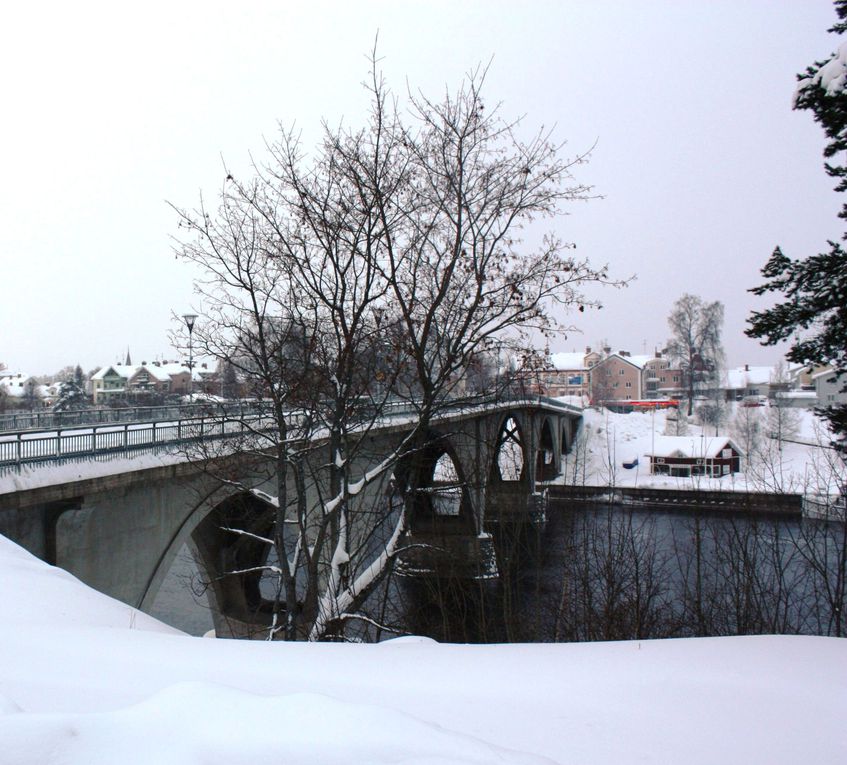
[{"x1": 748, "y1": 0, "x2": 847, "y2": 450}]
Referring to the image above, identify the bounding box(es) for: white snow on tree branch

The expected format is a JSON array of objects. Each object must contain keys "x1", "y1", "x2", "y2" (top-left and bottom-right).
[{"x1": 796, "y1": 39, "x2": 847, "y2": 99}]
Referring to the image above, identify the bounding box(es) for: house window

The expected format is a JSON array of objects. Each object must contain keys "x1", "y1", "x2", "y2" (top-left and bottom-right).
[
  {"x1": 625, "y1": 381, "x2": 632, "y2": 388},
  {"x1": 619, "y1": 369, "x2": 626, "y2": 375},
  {"x1": 721, "y1": 448, "x2": 731, "y2": 458},
  {"x1": 673, "y1": 375, "x2": 679, "y2": 382}
]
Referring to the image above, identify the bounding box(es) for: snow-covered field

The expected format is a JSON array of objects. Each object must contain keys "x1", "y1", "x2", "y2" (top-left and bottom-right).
[
  {"x1": 561, "y1": 404, "x2": 844, "y2": 494},
  {"x1": 0, "y1": 534, "x2": 845, "y2": 764}
]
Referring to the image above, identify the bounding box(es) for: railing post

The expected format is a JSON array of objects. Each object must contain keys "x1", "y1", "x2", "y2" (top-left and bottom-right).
[
  {"x1": 16, "y1": 433, "x2": 21, "y2": 465},
  {"x1": 91, "y1": 426, "x2": 96, "y2": 455},
  {"x1": 123, "y1": 424, "x2": 128, "y2": 451},
  {"x1": 56, "y1": 429, "x2": 62, "y2": 458}
]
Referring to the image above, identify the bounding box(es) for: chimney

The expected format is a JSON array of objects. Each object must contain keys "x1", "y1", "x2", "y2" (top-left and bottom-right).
[
  {"x1": 744, "y1": 364, "x2": 749, "y2": 372},
  {"x1": 585, "y1": 346, "x2": 591, "y2": 354}
]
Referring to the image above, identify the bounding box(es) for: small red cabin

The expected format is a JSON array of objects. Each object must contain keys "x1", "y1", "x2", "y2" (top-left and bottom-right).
[{"x1": 647, "y1": 436, "x2": 743, "y2": 478}]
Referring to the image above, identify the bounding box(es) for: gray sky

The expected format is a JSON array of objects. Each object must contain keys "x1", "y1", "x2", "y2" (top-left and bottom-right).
[{"x1": 1, "y1": 0, "x2": 841, "y2": 375}]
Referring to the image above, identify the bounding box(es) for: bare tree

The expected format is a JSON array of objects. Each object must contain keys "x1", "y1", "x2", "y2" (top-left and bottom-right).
[
  {"x1": 171, "y1": 56, "x2": 613, "y2": 641},
  {"x1": 665, "y1": 294, "x2": 725, "y2": 416}
]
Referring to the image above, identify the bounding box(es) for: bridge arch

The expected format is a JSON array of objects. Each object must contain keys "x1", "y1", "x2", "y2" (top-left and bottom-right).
[
  {"x1": 395, "y1": 432, "x2": 477, "y2": 535},
  {"x1": 138, "y1": 486, "x2": 277, "y2": 636},
  {"x1": 536, "y1": 415, "x2": 560, "y2": 482},
  {"x1": 490, "y1": 414, "x2": 529, "y2": 485}
]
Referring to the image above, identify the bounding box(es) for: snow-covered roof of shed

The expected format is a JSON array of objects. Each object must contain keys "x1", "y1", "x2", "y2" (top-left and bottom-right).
[
  {"x1": 647, "y1": 435, "x2": 744, "y2": 459},
  {"x1": 548, "y1": 352, "x2": 586, "y2": 371}
]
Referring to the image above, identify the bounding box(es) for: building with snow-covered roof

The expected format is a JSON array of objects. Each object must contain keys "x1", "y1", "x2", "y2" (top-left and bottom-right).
[
  {"x1": 589, "y1": 351, "x2": 682, "y2": 405},
  {"x1": 0, "y1": 373, "x2": 52, "y2": 407},
  {"x1": 722, "y1": 364, "x2": 777, "y2": 401},
  {"x1": 813, "y1": 367, "x2": 847, "y2": 408},
  {"x1": 0, "y1": 372, "x2": 36, "y2": 398},
  {"x1": 90, "y1": 360, "x2": 205, "y2": 403},
  {"x1": 647, "y1": 435, "x2": 743, "y2": 478},
  {"x1": 539, "y1": 349, "x2": 592, "y2": 398}
]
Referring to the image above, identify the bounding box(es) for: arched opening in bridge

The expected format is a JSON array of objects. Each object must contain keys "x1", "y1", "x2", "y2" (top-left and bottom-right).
[
  {"x1": 491, "y1": 416, "x2": 526, "y2": 484},
  {"x1": 190, "y1": 491, "x2": 277, "y2": 635},
  {"x1": 536, "y1": 418, "x2": 557, "y2": 482},
  {"x1": 397, "y1": 436, "x2": 475, "y2": 533}
]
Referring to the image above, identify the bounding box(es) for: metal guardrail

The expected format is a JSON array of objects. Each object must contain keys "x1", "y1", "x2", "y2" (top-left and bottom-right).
[
  {"x1": 0, "y1": 415, "x2": 272, "y2": 470},
  {"x1": 0, "y1": 401, "x2": 270, "y2": 434},
  {"x1": 0, "y1": 394, "x2": 581, "y2": 473}
]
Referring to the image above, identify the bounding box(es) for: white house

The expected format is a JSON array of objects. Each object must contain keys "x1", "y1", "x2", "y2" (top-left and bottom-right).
[{"x1": 813, "y1": 367, "x2": 847, "y2": 408}]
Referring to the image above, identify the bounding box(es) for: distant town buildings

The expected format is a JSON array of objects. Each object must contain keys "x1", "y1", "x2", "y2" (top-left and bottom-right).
[{"x1": 89, "y1": 360, "x2": 217, "y2": 404}]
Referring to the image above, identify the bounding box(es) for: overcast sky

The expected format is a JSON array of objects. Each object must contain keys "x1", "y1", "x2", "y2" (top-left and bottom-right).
[{"x1": 1, "y1": 1, "x2": 841, "y2": 375}]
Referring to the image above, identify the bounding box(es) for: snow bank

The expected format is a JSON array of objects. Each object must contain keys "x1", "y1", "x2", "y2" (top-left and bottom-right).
[{"x1": 0, "y1": 536, "x2": 845, "y2": 764}]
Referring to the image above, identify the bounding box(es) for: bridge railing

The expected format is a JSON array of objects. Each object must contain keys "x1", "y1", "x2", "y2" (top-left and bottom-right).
[
  {"x1": 0, "y1": 394, "x2": 581, "y2": 473},
  {"x1": 0, "y1": 414, "x2": 278, "y2": 471},
  {"x1": 0, "y1": 400, "x2": 271, "y2": 434}
]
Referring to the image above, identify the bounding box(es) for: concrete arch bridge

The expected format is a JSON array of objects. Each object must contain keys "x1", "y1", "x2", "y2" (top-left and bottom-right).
[{"x1": 0, "y1": 397, "x2": 581, "y2": 637}]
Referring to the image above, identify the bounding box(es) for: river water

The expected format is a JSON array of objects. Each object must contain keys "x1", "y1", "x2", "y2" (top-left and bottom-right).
[{"x1": 148, "y1": 502, "x2": 847, "y2": 640}]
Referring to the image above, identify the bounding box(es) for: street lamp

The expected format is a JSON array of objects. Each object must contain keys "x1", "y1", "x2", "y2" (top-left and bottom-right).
[
  {"x1": 182, "y1": 313, "x2": 198, "y2": 398},
  {"x1": 372, "y1": 307, "x2": 386, "y2": 399}
]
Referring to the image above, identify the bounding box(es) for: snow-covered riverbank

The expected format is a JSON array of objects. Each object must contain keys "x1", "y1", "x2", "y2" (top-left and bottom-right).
[
  {"x1": 560, "y1": 404, "x2": 844, "y2": 496},
  {"x1": 0, "y1": 534, "x2": 844, "y2": 764}
]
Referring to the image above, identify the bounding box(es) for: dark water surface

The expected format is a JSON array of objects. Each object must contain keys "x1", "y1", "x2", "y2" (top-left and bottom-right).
[{"x1": 148, "y1": 502, "x2": 847, "y2": 640}]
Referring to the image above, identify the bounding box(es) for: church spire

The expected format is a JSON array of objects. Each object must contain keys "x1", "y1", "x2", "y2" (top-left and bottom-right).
[{"x1": 125, "y1": 347, "x2": 132, "y2": 366}]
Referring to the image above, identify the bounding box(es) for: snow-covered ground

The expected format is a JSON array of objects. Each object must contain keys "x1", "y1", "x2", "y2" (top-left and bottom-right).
[
  {"x1": 561, "y1": 404, "x2": 845, "y2": 495},
  {"x1": 0, "y1": 535, "x2": 845, "y2": 764}
]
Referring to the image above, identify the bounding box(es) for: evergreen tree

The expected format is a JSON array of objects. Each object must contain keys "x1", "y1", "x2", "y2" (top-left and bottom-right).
[
  {"x1": 53, "y1": 380, "x2": 88, "y2": 412},
  {"x1": 747, "y1": 1, "x2": 847, "y2": 447}
]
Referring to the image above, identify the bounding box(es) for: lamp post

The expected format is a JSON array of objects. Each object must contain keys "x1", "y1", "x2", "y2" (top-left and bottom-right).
[
  {"x1": 373, "y1": 307, "x2": 385, "y2": 399},
  {"x1": 182, "y1": 313, "x2": 197, "y2": 398}
]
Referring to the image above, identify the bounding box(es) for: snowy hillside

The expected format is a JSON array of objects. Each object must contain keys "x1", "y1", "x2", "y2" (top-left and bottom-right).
[
  {"x1": 561, "y1": 404, "x2": 844, "y2": 494},
  {"x1": 0, "y1": 535, "x2": 844, "y2": 764}
]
